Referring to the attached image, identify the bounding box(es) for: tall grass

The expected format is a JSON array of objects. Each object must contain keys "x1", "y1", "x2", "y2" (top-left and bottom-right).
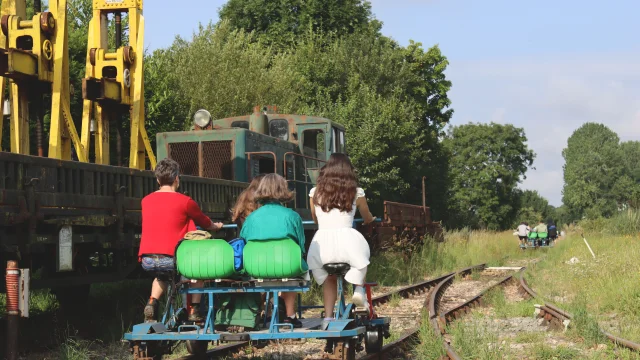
[
  {"x1": 526, "y1": 232, "x2": 640, "y2": 343},
  {"x1": 368, "y1": 229, "x2": 533, "y2": 286},
  {"x1": 580, "y1": 209, "x2": 640, "y2": 236}
]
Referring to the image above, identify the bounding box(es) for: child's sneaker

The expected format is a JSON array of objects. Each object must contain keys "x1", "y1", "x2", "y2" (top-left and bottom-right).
[
  {"x1": 144, "y1": 297, "x2": 158, "y2": 323},
  {"x1": 352, "y1": 286, "x2": 371, "y2": 314}
]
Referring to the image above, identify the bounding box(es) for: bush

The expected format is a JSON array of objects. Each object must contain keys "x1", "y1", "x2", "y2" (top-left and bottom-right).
[{"x1": 579, "y1": 209, "x2": 640, "y2": 236}]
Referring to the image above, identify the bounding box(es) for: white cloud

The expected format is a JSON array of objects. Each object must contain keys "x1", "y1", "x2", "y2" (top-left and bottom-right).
[{"x1": 447, "y1": 53, "x2": 640, "y2": 206}]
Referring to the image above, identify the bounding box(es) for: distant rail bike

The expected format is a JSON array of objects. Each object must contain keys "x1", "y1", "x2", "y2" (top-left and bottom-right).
[
  {"x1": 124, "y1": 238, "x2": 390, "y2": 360},
  {"x1": 520, "y1": 232, "x2": 556, "y2": 249}
]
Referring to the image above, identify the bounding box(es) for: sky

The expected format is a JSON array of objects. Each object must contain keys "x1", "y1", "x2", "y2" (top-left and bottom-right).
[{"x1": 144, "y1": 0, "x2": 640, "y2": 207}]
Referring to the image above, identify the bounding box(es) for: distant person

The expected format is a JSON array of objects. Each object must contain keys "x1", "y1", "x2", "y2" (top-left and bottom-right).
[
  {"x1": 534, "y1": 222, "x2": 548, "y2": 234},
  {"x1": 548, "y1": 221, "x2": 558, "y2": 240},
  {"x1": 139, "y1": 158, "x2": 223, "y2": 323},
  {"x1": 516, "y1": 222, "x2": 529, "y2": 245}
]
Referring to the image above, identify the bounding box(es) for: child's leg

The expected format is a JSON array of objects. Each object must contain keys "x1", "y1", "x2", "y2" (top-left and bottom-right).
[
  {"x1": 346, "y1": 267, "x2": 368, "y2": 307},
  {"x1": 323, "y1": 276, "x2": 338, "y2": 318},
  {"x1": 151, "y1": 277, "x2": 168, "y2": 299},
  {"x1": 190, "y1": 280, "x2": 203, "y2": 304}
]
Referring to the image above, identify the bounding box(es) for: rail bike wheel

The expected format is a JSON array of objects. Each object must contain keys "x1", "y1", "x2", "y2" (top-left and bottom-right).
[
  {"x1": 186, "y1": 340, "x2": 208, "y2": 356},
  {"x1": 365, "y1": 328, "x2": 383, "y2": 354}
]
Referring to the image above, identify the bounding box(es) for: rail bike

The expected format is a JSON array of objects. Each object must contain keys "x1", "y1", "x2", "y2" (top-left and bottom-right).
[
  {"x1": 123, "y1": 225, "x2": 390, "y2": 360},
  {"x1": 520, "y1": 231, "x2": 556, "y2": 249}
]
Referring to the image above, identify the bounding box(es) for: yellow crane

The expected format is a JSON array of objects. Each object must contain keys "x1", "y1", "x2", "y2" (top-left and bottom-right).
[
  {"x1": 0, "y1": 0, "x2": 155, "y2": 170},
  {"x1": 0, "y1": 0, "x2": 85, "y2": 161},
  {"x1": 81, "y1": 0, "x2": 155, "y2": 169}
]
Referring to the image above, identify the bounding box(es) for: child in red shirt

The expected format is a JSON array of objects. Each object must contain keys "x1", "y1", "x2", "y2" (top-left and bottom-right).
[{"x1": 140, "y1": 158, "x2": 222, "y2": 322}]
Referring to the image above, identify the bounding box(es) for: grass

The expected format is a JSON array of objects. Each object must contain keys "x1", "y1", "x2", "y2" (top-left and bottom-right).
[
  {"x1": 483, "y1": 286, "x2": 537, "y2": 318},
  {"x1": 368, "y1": 229, "x2": 535, "y2": 286},
  {"x1": 416, "y1": 312, "x2": 446, "y2": 359},
  {"x1": 431, "y1": 223, "x2": 640, "y2": 359},
  {"x1": 445, "y1": 321, "x2": 510, "y2": 359},
  {"x1": 388, "y1": 293, "x2": 402, "y2": 308},
  {"x1": 531, "y1": 344, "x2": 580, "y2": 359},
  {"x1": 525, "y1": 231, "x2": 640, "y2": 343}
]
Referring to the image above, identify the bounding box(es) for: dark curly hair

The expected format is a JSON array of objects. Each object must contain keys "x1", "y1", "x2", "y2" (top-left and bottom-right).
[{"x1": 313, "y1": 153, "x2": 358, "y2": 213}]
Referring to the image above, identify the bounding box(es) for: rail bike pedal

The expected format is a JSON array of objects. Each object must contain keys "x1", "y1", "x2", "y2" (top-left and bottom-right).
[{"x1": 354, "y1": 306, "x2": 369, "y2": 316}]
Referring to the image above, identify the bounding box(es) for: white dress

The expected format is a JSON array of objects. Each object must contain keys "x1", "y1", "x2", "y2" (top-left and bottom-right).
[{"x1": 306, "y1": 187, "x2": 370, "y2": 285}]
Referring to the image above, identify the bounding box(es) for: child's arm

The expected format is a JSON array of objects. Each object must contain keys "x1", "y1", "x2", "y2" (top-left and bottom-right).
[{"x1": 186, "y1": 198, "x2": 222, "y2": 231}]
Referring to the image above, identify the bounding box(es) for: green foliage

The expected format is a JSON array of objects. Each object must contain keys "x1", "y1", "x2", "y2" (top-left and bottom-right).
[
  {"x1": 514, "y1": 189, "x2": 555, "y2": 227},
  {"x1": 444, "y1": 123, "x2": 535, "y2": 230},
  {"x1": 580, "y1": 208, "x2": 640, "y2": 236},
  {"x1": 156, "y1": 18, "x2": 453, "y2": 212},
  {"x1": 169, "y1": 22, "x2": 303, "y2": 121},
  {"x1": 562, "y1": 123, "x2": 628, "y2": 219},
  {"x1": 6, "y1": 0, "x2": 454, "y2": 219},
  {"x1": 219, "y1": 0, "x2": 380, "y2": 48}
]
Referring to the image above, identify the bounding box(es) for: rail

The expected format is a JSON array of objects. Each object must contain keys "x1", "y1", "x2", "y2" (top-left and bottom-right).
[
  {"x1": 183, "y1": 264, "x2": 485, "y2": 360},
  {"x1": 517, "y1": 272, "x2": 640, "y2": 352}
]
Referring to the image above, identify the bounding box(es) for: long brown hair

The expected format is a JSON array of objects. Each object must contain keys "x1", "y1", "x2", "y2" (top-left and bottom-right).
[
  {"x1": 313, "y1": 153, "x2": 358, "y2": 212},
  {"x1": 254, "y1": 173, "x2": 294, "y2": 204},
  {"x1": 232, "y1": 174, "x2": 265, "y2": 223}
]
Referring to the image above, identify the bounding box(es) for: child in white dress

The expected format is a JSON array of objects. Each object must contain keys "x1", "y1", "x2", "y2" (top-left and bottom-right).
[{"x1": 306, "y1": 154, "x2": 375, "y2": 328}]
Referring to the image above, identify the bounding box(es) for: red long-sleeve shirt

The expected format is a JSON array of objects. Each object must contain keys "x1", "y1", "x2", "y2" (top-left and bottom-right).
[{"x1": 138, "y1": 192, "x2": 213, "y2": 259}]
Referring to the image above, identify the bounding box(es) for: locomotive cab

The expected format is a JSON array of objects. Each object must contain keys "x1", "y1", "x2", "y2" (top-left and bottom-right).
[{"x1": 155, "y1": 106, "x2": 347, "y2": 216}]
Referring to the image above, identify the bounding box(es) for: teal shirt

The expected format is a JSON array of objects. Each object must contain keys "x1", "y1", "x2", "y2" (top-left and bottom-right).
[{"x1": 239, "y1": 203, "x2": 306, "y2": 254}]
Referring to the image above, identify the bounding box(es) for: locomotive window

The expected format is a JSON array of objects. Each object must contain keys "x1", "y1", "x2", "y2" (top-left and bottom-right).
[
  {"x1": 302, "y1": 129, "x2": 326, "y2": 161},
  {"x1": 336, "y1": 128, "x2": 346, "y2": 153},
  {"x1": 331, "y1": 128, "x2": 337, "y2": 152},
  {"x1": 269, "y1": 119, "x2": 289, "y2": 141},
  {"x1": 231, "y1": 121, "x2": 249, "y2": 129}
]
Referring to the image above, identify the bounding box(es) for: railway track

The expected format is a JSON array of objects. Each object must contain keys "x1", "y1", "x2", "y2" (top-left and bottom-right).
[
  {"x1": 427, "y1": 268, "x2": 640, "y2": 360},
  {"x1": 517, "y1": 272, "x2": 640, "y2": 353},
  {"x1": 428, "y1": 267, "x2": 523, "y2": 359},
  {"x1": 179, "y1": 264, "x2": 640, "y2": 359},
  {"x1": 179, "y1": 264, "x2": 487, "y2": 359}
]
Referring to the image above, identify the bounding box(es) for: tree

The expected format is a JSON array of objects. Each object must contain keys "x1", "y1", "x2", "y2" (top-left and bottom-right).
[
  {"x1": 159, "y1": 21, "x2": 454, "y2": 216},
  {"x1": 219, "y1": 0, "x2": 380, "y2": 48},
  {"x1": 618, "y1": 141, "x2": 640, "y2": 208},
  {"x1": 562, "y1": 123, "x2": 625, "y2": 218},
  {"x1": 513, "y1": 190, "x2": 555, "y2": 227},
  {"x1": 444, "y1": 123, "x2": 535, "y2": 230}
]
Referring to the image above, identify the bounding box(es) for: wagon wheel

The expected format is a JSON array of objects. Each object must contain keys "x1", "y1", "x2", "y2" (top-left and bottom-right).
[
  {"x1": 365, "y1": 328, "x2": 383, "y2": 354},
  {"x1": 131, "y1": 342, "x2": 162, "y2": 360},
  {"x1": 331, "y1": 338, "x2": 357, "y2": 360},
  {"x1": 186, "y1": 340, "x2": 208, "y2": 356}
]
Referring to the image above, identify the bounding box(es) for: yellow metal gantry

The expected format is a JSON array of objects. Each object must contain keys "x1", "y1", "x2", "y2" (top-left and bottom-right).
[
  {"x1": 0, "y1": 0, "x2": 86, "y2": 161},
  {"x1": 81, "y1": 0, "x2": 155, "y2": 170}
]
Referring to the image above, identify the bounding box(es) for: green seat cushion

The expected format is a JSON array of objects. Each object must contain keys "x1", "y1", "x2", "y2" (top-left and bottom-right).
[
  {"x1": 243, "y1": 239, "x2": 308, "y2": 279},
  {"x1": 528, "y1": 232, "x2": 538, "y2": 239},
  {"x1": 538, "y1": 232, "x2": 548, "y2": 238},
  {"x1": 176, "y1": 239, "x2": 236, "y2": 279}
]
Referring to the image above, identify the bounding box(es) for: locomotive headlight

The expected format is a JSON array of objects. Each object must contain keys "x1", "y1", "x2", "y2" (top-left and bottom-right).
[{"x1": 193, "y1": 109, "x2": 211, "y2": 128}]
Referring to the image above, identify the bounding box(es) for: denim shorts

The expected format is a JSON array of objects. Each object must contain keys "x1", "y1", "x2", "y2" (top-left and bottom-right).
[{"x1": 141, "y1": 255, "x2": 175, "y2": 281}]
